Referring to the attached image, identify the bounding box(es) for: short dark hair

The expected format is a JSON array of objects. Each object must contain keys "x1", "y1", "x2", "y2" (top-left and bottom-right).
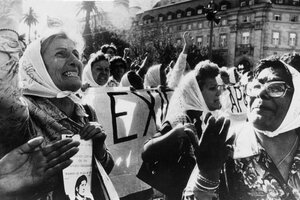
[
  {"x1": 194, "y1": 60, "x2": 220, "y2": 90},
  {"x1": 255, "y1": 56, "x2": 293, "y2": 88},
  {"x1": 75, "y1": 175, "x2": 87, "y2": 196},
  {"x1": 109, "y1": 56, "x2": 127, "y2": 71},
  {"x1": 100, "y1": 43, "x2": 117, "y2": 54}
]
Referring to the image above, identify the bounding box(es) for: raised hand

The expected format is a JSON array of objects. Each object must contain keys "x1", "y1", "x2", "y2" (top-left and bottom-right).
[
  {"x1": 0, "y1": 137, "x2": 79, "y2": 196},
  {"x1": 192, "y1": 113, "x2": 234, "y2": 181},
  {"x1": 183, "y1": 31, "x2": 193, "y2": 48}
]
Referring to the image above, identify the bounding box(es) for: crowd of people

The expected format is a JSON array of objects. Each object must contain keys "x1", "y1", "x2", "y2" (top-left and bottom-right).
[{"x1": 1, "y1": 1, "x2": 300, "y2": 200}]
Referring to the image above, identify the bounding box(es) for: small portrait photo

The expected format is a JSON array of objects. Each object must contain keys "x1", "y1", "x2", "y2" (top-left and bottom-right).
[{"x1": 74, "y1": 175, "x2": 94, "y2": 200}]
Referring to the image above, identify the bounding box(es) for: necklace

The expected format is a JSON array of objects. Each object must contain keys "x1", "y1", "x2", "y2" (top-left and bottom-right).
[{"x1": 277, "y1": 136, "x2": 298, "y2": 167}]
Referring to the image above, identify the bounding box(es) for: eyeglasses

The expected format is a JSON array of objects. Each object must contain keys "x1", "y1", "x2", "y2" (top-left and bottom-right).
[{"x1": 245, "y1": 81, "x2": 292, "y2": 98}]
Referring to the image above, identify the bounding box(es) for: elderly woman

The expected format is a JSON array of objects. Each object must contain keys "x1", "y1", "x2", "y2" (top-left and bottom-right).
[
  {"x1": 183, "y1": 56, "x2": 300, "y2": 200},
  {"x1": 0, "y1": 30, "x2": 114, "y2": 199},
  {"x1": 82, "y1": 51, "x2": 110, "y2": 89},
  {"x1": 141, "y1": 60, "x2": 221, "y2": 200}
]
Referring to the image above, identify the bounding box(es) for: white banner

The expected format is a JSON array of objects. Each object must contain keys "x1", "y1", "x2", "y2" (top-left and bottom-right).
[{"x1": 82, "y1": 87, "x2": 173, "y2": 197}]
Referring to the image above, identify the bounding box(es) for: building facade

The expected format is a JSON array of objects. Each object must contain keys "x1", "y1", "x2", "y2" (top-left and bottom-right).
[{"x1": 132, "y1": 0, "x2": 300, "y2": 70}]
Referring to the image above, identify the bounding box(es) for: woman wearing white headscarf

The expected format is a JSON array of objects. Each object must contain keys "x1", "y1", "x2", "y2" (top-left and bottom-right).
[
  {"x1": 0, "y1": 30, "x2": 115, "y2": 200},
  {"x1": 141, "y1": 60, "x2": 221, "y2": 200},
  {"x1": 144, "y1": 64, "x2": 166, "y2": 88},
  {"x1": 183, "y1": 56, "x2": 300, "y2": 200},
  {"x1": 82, "y1": 51, "x2": 110, "y2": 90}
]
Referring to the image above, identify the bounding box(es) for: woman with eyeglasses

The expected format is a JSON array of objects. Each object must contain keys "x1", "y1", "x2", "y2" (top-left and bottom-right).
[{"x1": 182, "y1": 56, "x2": 300, "y2": 200}]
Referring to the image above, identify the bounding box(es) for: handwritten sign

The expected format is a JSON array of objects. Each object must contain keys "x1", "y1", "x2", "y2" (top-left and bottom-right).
[{"x1": 82, "y1": 87, "x2": 173, "y2": 197}]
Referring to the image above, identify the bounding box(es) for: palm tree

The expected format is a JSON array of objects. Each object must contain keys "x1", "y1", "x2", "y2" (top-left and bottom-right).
[
  {"x1": 77, "y1": 1, "x2": 103, "y2": 56},
  {"x1": 23, "y1": 7, "x2": 38, "y2": 43},
  {"x1": 77, "y1": 1, "x2": 102, "y2": 31}
]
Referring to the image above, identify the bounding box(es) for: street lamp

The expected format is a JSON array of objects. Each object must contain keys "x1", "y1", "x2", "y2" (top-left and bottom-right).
[{"x1": 203, "y1": 1, "x2": 221, "y2": 60}]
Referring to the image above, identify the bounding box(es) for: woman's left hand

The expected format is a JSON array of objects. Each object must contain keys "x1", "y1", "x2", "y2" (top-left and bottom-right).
[{"x1": 79, "y1": 122, "x2": 107, "y2": 143}]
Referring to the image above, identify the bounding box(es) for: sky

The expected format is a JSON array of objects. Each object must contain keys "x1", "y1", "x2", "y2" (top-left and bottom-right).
[{"x1": 20, "y1": 0, "x2": 155, "y2": 37}]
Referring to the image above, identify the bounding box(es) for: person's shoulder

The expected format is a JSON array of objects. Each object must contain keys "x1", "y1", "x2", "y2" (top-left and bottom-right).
[{"x1": 231, "y1": 123, "x2": 260, "y2": 159}]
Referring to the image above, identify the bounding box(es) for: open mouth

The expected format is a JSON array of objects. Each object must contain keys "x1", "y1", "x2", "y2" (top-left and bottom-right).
[{"x1": 63, "y1": 71, "x2": 79, "y2": 77}]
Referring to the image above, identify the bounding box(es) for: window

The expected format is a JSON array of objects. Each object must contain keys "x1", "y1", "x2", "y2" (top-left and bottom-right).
[
  {"x1": 197, "y1": 36, "x2": 203, "y2": 46},
  {"x1": 289, "y1": 33, "x2": 297, "y2": 46},
  {"x1": 167, "y1": 15, "x2": 172, "y2": 20},
  {"x1": 273, "y1": 14, "x2": 281, "y2": 21},
  {"x1": 182, "y1": 24, "x2": 187, "y2": 30},
  {"x1": 188, "y1": 24, "x2": 192, "y2": 30},
  {"x1": 240, "y1": 1, "x2": 246, "y2": 7},
  {"x1": 220, "y1": 34, "x2": 227, "y2": 47},
  {"x1": 193, "y1": 22, "x2": 197, "y2": 29},
  {"x1": 198, "y1": 22, "x2": 203, "y2": 29},
  {"x1": 197, "y1": 9, "x2": 203, "y2": 14},
  {"x1": 221, "y1": 19, "x2": 227, "y2": 26},
  {"x1": 207, "y1": 35, "x2": 215, "y2": 46},
  {"x1": 272, "y1": 32, "x2": 280, "y2": 45},
  {"x1": 159, "y1": 16, "x2": 164, "y2": 22},
  {"x1": 221, "y1": 5, "x2": 227, "y2": 10},
  {"x1": 207, "y1": 35, "x2": 210, "y2": 46},
  {"x1": 292, "y1": 0, "x2": 300, "y2": 5},
  {"x1": 275, "y1": 0, "x2": 283, "y2": 3},
  {"x1": 243, "y1": 15, "x2": 250, "y2": 23},
  {"x1": 187, "y1": 11, "x2": 192, "y2": 17},
  {"x1": 205, "y1": 21, "x2": 210, "y2": 28},
  {"x1": 249, "y1": 0, "x2": 254, "y2": 5},
  {"x1": 178, "y1": 25, "x2": 182, "y2": 31},
  {"x1": 290, "y1": 14, "x2": 298, "y2": 22},
  {"x1": 177, "y1": 13, "x2": 182, "y2": 18},
  {"x1": 242, "y1": 32, "x2": 250, "y2": 44}
]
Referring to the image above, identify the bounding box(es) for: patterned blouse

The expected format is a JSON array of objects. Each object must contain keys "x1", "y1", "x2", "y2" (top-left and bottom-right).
[
  {"x1": 0, "y1": 32, "x2": 114, "y2": 200},
  {"x1": 183, "y1": 124, "x2": 300, "y2": 200}
]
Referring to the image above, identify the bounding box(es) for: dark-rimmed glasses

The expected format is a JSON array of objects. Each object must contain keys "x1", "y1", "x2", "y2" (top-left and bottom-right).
[{"x1": 245, "y1": 81, "x2": 292, "y2": 98}]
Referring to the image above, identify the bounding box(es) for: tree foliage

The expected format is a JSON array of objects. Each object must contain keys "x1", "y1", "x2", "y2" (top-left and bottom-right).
[{"x1": 23, "y1": 7, "x2": 38, "y2": 43}]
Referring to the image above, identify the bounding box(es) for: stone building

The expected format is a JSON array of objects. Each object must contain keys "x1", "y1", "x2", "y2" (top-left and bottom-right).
[{"x1": 132, "y1": 0, "x2": 300, "y2": 70}]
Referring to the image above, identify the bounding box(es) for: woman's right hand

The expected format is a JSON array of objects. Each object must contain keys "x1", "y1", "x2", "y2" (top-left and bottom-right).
[{"x1": 191, "y1": 113, "x2": 234, "y2": 181}]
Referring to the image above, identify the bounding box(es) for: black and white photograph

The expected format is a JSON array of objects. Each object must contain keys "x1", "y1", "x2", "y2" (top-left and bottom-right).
[{"x1": 1, "y1": 0, "x2": 300, "y2": 199}]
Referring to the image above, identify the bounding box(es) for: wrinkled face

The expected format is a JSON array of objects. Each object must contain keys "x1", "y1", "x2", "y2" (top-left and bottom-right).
[
  {"x1": 201, "y1": 78, "x2": 221, "y2": 111},
  {"x1": 43, "y1": 38, "x2": 83, "y2": 92},
  {"x1": 112, "y1": 62, "x2": 126, "y2": 82},
  {"x1": 248, "y1": 67, "x2": 293, "y2": 131},
  {"x1": 91, "y1": 60, "x2": 110, "y2": 86}
]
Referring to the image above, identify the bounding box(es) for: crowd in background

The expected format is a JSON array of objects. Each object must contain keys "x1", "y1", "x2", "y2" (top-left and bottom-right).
[{"x1": 1, "y1": 1, "x2": 300, "y2": 200}]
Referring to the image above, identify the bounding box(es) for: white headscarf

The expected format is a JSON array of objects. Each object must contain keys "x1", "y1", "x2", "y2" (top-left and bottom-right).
[
  {"x1": 82, "y1": 58, "x2": 101, "y2": 87},
  {"x1": 144, "y1": 64, "x2": 161, "y2": 88},
  {"x1": 252, "y1": 61, "x2": 300, "y2": 137},
  {"x1": 19, "y1": 39, "x2": 81, "y2": 102},
  {"x1": 119, "y1": 71, "x2": 131, "y2": 87},
  {"x1": 165, "y1": 69, "x2": 209, "y2": 127}
]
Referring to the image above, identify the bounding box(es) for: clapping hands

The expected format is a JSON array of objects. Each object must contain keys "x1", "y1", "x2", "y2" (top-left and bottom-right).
[
  {"x1": 0, "y1": 137, "x2": 79, "y2": 196},
  {"x1": 184, "y1": 113, "x2": 235, "y2": 181}
]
